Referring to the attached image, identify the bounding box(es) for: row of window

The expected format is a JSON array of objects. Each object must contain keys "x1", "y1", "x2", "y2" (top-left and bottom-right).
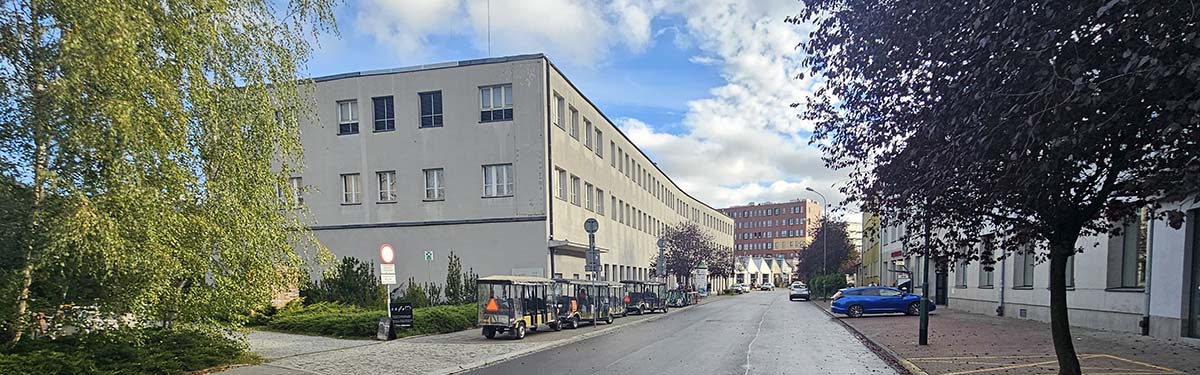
[
  {"x1": 950, "y1": 215, "x2": 1147, "y2": 290},
  {"x1": 285, "y1": 164, "x2": 515, "y2": 206},
  {"x1": 555, "y1": 166, "x2": 669, "y2": 238},
  {"x1": 724, "y1": 205, "x2": 806, "y2": 218},
  {"x1": 738, "y1": 243, "x2": 776, "y2": 251},
  {"x1": 737, "y1": 218, "x2": 805, "y2": 230},
  {"x1": 738, "y1": 229, "x2": 805, "y2": 240},
  {"x1": 335, "y1": 84, "x2": 513, "y2": 135},
  {"x1": 554, "y1": 92, "x2": 730, "y2": 235}
]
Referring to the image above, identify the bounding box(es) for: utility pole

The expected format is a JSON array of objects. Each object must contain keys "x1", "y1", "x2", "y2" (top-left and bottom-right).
[{"x1": 919, "y1": 216, "x2": 931, "y2": 345}]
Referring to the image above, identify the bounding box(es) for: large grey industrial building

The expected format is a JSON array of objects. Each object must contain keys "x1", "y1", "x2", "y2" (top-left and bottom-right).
[{"x1": 289, "y1": 54, "x2": 734, "y2": 289}]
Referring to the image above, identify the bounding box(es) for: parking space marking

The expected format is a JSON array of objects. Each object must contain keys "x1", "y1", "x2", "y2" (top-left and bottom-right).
[{"x1": 907, "y1": 353, "x2": 1183, "y2": 375}]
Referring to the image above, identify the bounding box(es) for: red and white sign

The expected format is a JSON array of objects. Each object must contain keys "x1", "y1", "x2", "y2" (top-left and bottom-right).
[{"x1": 380, "y1": 243, "x2": 395, "y2": 264}]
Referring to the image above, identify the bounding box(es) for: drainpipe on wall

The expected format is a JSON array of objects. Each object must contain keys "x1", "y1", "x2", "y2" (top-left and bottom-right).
[
  {"x1": 1141, "y1": 213, "x2": 1155, "y2": 336},
  {"x1": 997, "y1": 251, "x2": 1006, "y2": 317}
]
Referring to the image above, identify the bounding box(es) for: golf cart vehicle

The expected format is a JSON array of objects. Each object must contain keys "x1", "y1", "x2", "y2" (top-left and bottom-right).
[
  {"x1": 665, "y1": 289, "x2": 699, "y2": 307},
  {"x1": 553, "y1": 279, "x2": 614, "y2": 328},
  {"x1": 477, "y1": 275, "x2": 558, "y2": 340},
  {"x1": 621, "y1": 280, "x2": 668, "y2": 315},
  {"x1": 606, "y1": 282, "x2": 628, "y2": 318}
]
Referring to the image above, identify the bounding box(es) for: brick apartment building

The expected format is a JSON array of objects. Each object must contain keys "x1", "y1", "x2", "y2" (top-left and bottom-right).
[{"x1": 720, "y1": 200, "x2": 823, "y2": 259}]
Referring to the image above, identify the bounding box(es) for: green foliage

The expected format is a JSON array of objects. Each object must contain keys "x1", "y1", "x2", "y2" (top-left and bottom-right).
[
  {"x1": 266, "y1": 302, "x2": 384, "y2": 338},
  {"x1": 653, "y1": 222, "x2": 732, "y2": 287},
  {"x1": 807, "y1": 274, "x2": 848, "y2": 300},
  {"x1": 0, "y1": 0, "x2": 337, "y2": 342},
  {"x1": 797, "y1": 218, "x2": 859, "y2": 281},
  {"x1": 301, "y1": 257, "x2": 386, "y2": 309},
  {"x1": 264, "y1": 302, "x2": 475, "y2": 338},
  {"x1": 0, "y1": 328, "x2": 252, "y2": 375},
  {"x1": 445, "y1": 252, "x2": 465, "y2": 304}
]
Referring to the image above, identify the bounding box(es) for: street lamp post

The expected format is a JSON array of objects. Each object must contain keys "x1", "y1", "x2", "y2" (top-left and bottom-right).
[{"x1": 805, "y1": 187, "x2": 829, "y2": 274}]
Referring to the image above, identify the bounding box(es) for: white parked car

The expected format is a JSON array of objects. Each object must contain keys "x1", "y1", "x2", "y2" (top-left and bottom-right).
[
  {"x1": 731, "y1": 284, "x2": 751, "y2": 294},
  {"x1": 760, "y1": 283, "x2": 775, "y2": 291}
]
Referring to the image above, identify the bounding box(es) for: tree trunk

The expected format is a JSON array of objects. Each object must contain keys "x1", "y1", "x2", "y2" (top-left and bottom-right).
[
  {"x1": 10, "y1": 0, "x2": 48, "y2": 346},
  {"x1": 1048, "y1": 236, "x2": 1082, "y2": 375}
]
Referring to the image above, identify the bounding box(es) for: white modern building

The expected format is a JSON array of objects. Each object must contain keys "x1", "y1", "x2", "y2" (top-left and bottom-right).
[
  {"x1": 290, "y1": 54, "x2": 734, "y2": 289},
  {"x1": 869, "y1": 198, "x2": 1200, "y2": 340},
  {"x1": 734, "y1": 256, "x2": 792, "y2": 287}
]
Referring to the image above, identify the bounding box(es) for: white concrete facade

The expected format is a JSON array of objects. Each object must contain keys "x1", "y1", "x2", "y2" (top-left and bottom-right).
[{"x1": 292, "y1": 54, "x2": 733, "y2": 289}]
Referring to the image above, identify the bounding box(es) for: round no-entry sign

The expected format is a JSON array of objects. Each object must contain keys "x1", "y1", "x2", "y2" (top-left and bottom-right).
[{"x1": 380, "y1": 243, "x2": 395, "y2": 264}]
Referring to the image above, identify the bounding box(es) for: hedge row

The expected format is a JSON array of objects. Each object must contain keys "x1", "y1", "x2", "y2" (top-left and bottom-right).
[
  {"x1": 265, "y1": 302, "x2": 476, "y2": 338},
  {"x1": 0, "y1": 328, "x2": 253, "y2": 375}
]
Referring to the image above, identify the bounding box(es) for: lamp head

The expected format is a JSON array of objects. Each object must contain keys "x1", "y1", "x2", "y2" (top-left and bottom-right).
[{"x1": 805, "y1": 187, "x2": 815, "y2": 192}]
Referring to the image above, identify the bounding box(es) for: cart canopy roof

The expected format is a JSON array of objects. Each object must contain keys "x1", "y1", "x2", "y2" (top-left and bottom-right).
[
  {"x1": 478, "y1": 275, "x2": 555, "y2": 285},
  {"x1": 621, "y1": 280, "x2": 665, "y2": 286},
  {"x1": 553, "y1": 278, "x2": 607, "y2": 286}
]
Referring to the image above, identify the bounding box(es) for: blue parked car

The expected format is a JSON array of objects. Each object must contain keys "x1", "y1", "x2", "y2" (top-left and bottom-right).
[{"x1": 830, "y1": 286, "x2": 934, "y2": 318}]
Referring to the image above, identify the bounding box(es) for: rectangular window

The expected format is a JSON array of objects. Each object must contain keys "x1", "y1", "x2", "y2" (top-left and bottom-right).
[
  {"x1": 569, "y1": 107, "x2": 579, "y2": 139},
  {"x1": 337, "y1": 100, "x2": 358, "y2": 135},
  {"x1": 584, "y1": 119, "x2": 593, "y2": 149},
  {"x1": 482, "y1": 164, "x2": 513, "y2": 197},
  {"x1": 377, "y1": 171, "x2": 396, "y2": 202},
  {"x1": 584, "y1": 182, "x2": 594, "y2": 211},
  {"x1": 373, "y1": 96, "x2": 395, "y2": 132},
  {"x1": 419, "y1": 91, "x2": 443, "y2": 128},
  {"x1": 619, "y1": 200, "x2": 625, "y2": 224},
  {"x1": 570, "y1": 175, "x2": 581, "y2": 206},
  {"x1": 596, "y1": 130, "x2": 604, "y2": 157},
  {"x1": 341, "y1": 173, "x2": 361, "y2": 204},
  {"x1": 1121, "y1": 212, "x2": 1147, "y2": 287},
  {"x1": 610, "y1": 141, "x2": 616, "y2": 166},
  {"x1": 596, "y1": 189, "x2": 605, "y2": 215},
  {"x1": 955, "y1": 259, "x2": 968, "y2": 287},
  {"x1": 288, "y1": 177, "x2": 303, "y2": 207},
  {"x1": 974, "y1": 253, "x2": 993, "y2": 288},
  {"x1": 1066, "y1": 255, "x2": 1076, "y2": 288},
  {"x1": 1014, "y1": 245, "x2": 1035, "y2": 288},
  {"x1": 423, "y1": 168, "x2": 444, "y2": 200},
  {"x1": 554, "y1": 94, "x2": 565, "y2": 128},
  {"x1": 479, "y1": 84, "x2": 514, "y2": 122},
  {"x1": 556, "y1": 168, "x2": 567, "y2": 200},
  {"x1": 618, "y1": 149, "x2": 624, "y2": 172}
]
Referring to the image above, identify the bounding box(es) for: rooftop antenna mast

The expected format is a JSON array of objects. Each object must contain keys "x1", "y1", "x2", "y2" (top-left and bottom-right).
[{"x1": 487, "y1": 0, "x2": 492, "y2": 57}]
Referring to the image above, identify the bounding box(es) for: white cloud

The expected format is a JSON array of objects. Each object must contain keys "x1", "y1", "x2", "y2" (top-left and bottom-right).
[
  {"x1": 611, "y1": 1, "x2": 853, "y2": 216},
  {"x1": 354, "y1": 0, "x2": 661, "y2": 65},
  {"x1": 350, "y1": 0, "x2": 853, "y2": 216},
  {"x1": 353, "y1": 0, "x2": 462, "y2": 58}
]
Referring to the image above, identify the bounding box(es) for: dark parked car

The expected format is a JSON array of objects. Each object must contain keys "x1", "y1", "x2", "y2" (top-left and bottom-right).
[
  {"x1": 830, "y1": 286, "x2": 934, "y2": 318},
  {"x1": 789, "y1": 284, "x2": 810, "y2": 301}
]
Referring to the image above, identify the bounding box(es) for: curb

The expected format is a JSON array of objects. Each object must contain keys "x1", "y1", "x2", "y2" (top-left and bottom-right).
[
  {"x1": 433, "y1": 298, "x2": 714, "y2": 375},
  {"x1": 813, "y1": 302, "x2": 928, "y2": 375}
]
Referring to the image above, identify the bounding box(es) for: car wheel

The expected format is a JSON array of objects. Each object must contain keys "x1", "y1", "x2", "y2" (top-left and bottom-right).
[
  {"x1": 606, "y1": 316, "x2": 614, "y2": 324},
  {"x1": 663, "y1": 307, "x2": 669, "y2": 313},
  {"x1": 847, "y1": 305, "x2": 864, "y2": 318},
  {"x1": 550, "y1": 322, "x2": 562, "y2": 331},
  {"x1": 483, "y1": 327, "x2": 496, "y2": 339},
  {"x1": 569, "y1": 317, "x2": 579, "y2": 329},
  {"x1": 514, "y1": 322, "x2": 526, "y2": 340},
  {"x1": 907, "y1": 302, "x2": 920, "y2": 316}
]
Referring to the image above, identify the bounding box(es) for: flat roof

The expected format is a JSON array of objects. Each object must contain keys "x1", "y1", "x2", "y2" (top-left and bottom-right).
[{"x1": 304, "y1": 53, "x2": 731, "y2": 223}]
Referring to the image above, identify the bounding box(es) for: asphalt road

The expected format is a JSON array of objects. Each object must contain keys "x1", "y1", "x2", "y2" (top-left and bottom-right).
[{"x1": 463, "y1": 290, "x2": 899, "y2": 375}]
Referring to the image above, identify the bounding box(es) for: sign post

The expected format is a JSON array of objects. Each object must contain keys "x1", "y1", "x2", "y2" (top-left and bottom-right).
[
  {"x1": 656, "y1": 238, "x2": 666, "y2": 283},
  {"x1": 584, "y1": 218, "x2": 599, "y2": 281},
  {"x1": 378, "y1": 244, "x2": 397, "y2": 340},
  {"x1": 424, "y1": 250, "x2": 434, "y2": 283}
]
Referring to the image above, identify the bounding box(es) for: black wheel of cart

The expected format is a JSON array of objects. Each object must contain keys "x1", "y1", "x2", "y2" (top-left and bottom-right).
[
  {"x1": 483, "y1": 327, "x2": 496, "y2": 339},
  {"x1": 514, "y1": 322, "x2": 526, "y2": 340}
]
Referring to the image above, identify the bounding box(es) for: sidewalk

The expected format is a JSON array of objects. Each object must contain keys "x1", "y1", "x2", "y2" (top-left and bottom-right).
[
  {"x1": 814, "y1": 301, "x2": 1200, "y2": 375},
  {"x1": 218, "y1": 296, "x2": 723, "y2": 375}
]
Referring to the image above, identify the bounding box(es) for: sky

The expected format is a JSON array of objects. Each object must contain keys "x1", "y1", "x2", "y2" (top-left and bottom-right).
[{"x1": 302, "y1": 0, "x2": 857, "y2": 220}]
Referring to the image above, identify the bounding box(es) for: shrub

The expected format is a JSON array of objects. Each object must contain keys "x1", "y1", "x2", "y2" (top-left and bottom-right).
[
  {"x1": 302, "y1": 257, "x2": 387, "y2": 309},
  {"x1": 808, "y1": 274, "x2": 849, "y2": 299},
  {"x1": 0, "y1": 328, "x2": 251, "y2": 375},
  {"x1": 265, "y1": 302, "x2": 476, "y2": 338}
]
